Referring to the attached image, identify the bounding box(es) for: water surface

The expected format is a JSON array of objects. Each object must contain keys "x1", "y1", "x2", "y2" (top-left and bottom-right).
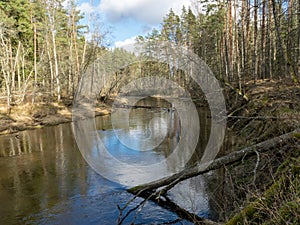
[{"x1": 0, "y1": 98, "x2": 229, "y2": 224}]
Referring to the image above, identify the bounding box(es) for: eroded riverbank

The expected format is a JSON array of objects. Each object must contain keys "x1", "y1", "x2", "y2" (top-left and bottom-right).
[
  {"x1": 222, "y1": 80, "x2": 300, "y2": 224},
  {"x1": 0, "y1": 101, "x2": 110, "y2": 135}
]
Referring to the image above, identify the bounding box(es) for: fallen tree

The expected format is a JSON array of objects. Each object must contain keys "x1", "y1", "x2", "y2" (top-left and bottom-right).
[
  {"x1": 129, "y1": 129, "x2": 299, "y2": 195},
  {"x1": 117, "y1": 192, "x2": 220, "y2": 225},
  {"x1": 125, "y1": 129, "x2": 299, "y2": 224}
]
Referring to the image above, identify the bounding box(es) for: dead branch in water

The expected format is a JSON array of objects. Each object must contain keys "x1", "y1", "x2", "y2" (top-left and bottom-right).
[
  {"x1": 129, "y1": 129, "x2": 299, "y2": 195},
  {"x1": 126, "y1": 129, "x2": 299, "y2": 224}
]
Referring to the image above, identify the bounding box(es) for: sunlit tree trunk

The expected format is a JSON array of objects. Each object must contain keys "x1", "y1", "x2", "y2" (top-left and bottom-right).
[
  {"x1": 234, "y1": 0, "x2": 241, "y2": 91},
  {"x1": 227, "y1": 0, "x2": 233, "y2": 81},
  {"x1": 50, "y1": 16, "x2": 61, "y2": 101},
  {"x1": 261, "y1": 0, "x2": 266, "y2": 80},
  {"x1": 246, "y1": 0, "x2": 251, "y2": 80},
  {"x1": 32, "y1": 17, "x2": 38, "y2": 104},
  {"x1": 45, "y1": 33, "x2": 54, "y2": 100},
  {"x1": 253, "y1": 0, "x2": 258, "y2": 84},
  {"x1": 71, "y1": 1, "x2": 80, "y2": 96}
]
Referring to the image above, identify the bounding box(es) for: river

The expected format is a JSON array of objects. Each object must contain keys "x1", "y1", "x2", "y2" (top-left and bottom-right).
[{"x1": 0, "y1": 97, "x2": 232, "y2": 224}]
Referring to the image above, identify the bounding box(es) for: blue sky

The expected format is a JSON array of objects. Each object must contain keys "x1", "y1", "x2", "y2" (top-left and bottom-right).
[{"x1": 75, "y1": 0, "x2": 193, "y2": 47}]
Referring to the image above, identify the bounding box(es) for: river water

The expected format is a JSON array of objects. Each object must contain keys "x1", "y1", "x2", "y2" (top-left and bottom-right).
[{"x1": 0, "y1": 98, "x2": 231, "y2": 224}]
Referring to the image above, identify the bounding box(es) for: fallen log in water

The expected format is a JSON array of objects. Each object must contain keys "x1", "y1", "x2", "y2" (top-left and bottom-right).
[
  {"x1": 118, "y1": 191, "x2": 220, "y2": 225},
  {"x1": 127, "y1": 129, "x2": 299, "y2": 224},
  {"x1": 129, "y1": 129, "x2": 299, "y2": 194}
]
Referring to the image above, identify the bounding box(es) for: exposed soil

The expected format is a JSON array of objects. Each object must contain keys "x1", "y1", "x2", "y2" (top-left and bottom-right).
[{"x1": 0, "y1": 100, "x2": 110, "y2": 135}]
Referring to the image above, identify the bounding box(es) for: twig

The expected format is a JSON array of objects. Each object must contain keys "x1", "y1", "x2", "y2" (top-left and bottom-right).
[
  {"x1": 117, "y1": 189, "x2": 154, "y2": 225},
  {"x1": 228, "y1": 115, "x2": 287, "y2": 120},
  {"x1": 252, "y1": 150, "x2": 260, "y2": 184}
]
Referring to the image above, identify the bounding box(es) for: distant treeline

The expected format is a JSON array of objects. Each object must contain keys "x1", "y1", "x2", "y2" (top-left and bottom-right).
[{"x1": 0, "y1": 0, "x2": 299, "y2": 113}]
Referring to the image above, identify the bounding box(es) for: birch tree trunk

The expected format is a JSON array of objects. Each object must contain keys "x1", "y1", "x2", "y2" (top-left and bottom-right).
[
  {"x1": 50, "y1": 14, "x2": 61, "y2": 102},
  {"x1": 32, "y1": 17, "x2": 38, "y2": 104}
]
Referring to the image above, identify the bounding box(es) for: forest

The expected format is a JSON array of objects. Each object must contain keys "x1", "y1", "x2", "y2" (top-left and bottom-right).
[
  {"x1": 0, "y1": 0, "x2": 299, "y2": 110},
  {"x1": 0, "y1": 0, "x2": 299, "y2": 224}
]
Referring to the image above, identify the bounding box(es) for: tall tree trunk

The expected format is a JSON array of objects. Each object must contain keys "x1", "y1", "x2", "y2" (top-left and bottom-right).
[
  {"x1": 261, "y1": 0, "x2": 266, "y2": 80},
  {"x1": 228, "y1": 0, "x2": 233, "y2": 81},
  {"x1": 47, "y1": 0, "x2": 61, "y2": 102},
  {"x1": 271, "y1": 0, "x2": 295, "y2": 80},
  {"x1": 246, "y1": 0, "x2": 251, "y2": 82},
  {"x1": 267, "y1": 0, "x2": 274, "y2": 79},
  {"x1": 32, "y1": 18, "x2": 38, "y2": 104},
  {"x1": 46, "y1": 33, "x2": 54, "y2": 100},
  {"x1": 253, "y1": 0, "x2": 258, "y2": 84},
  {"x1": 51, "y1": 20, "x2": 61, "y2": 101},
  {"x1": 287, "y1": 0, "x2": 298, "y2": 80},
  {"x1": 68, "y1": 38, "x2": 73, "y2": 96},
  {"x1": 70, "y1": 1, "x2": 80, "y2": 94},
  {"x1": 241, "y1": 0, "x2": 246, "y2": 87},
  {"x1": 234, "y1": 0, "x2": 241, "y2": 91}
]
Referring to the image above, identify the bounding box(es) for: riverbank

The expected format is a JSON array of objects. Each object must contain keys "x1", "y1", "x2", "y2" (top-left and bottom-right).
[
  {"x1": 223, "y1": 80, "x2": 300, "y2": 224},
  {"x1": 226, "y1": 79, "x2": 300, "y2": 142},
  {"x1": 0, "y1": 100, "x2": 111, "y2": 135},
  {"x1": 1, "y1": 80, "x2": 298, "y2": 137}
]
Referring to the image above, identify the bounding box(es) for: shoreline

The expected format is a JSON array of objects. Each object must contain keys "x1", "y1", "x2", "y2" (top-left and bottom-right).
[
  {"x1": 0, "y1": 102, "x2": 111, "y2": 136},
  {"x1": 1, "y1": 80, "x2": 299, "y2": 138}
]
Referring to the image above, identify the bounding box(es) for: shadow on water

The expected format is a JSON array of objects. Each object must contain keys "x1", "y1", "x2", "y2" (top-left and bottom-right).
[{"x1": 0, "y1": 97, "x2": 234, "y2": 224}]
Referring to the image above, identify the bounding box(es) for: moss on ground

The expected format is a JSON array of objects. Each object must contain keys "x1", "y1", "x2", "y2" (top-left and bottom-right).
[
  {"x1": 222, "y1": 81, "x2": 300, "y2": 224},
  {"x1": 226, "y1": 150, "x2": 300, "y2": 225}
]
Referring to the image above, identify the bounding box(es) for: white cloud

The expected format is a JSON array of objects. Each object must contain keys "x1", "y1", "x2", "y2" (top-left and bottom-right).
[
  {"x1": 99, "y1": 0, "x2": 192, "y2": 24},
  {"x1": 115, "y1": 36, "x2": 138, "y2": 48},
  {"x1": 76, "y1": 0, "x2": 194, "y2": 46},
  {"x1": 114, "y1": 36, "x2": 145, "y2": 55}
]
